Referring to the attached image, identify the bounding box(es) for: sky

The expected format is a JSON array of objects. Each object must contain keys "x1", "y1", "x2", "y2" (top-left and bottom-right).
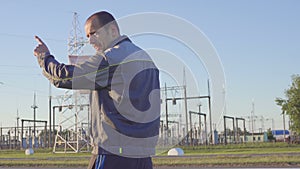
[{"x1": 0, "y1": 0, "x2": 299, "y2": 133}]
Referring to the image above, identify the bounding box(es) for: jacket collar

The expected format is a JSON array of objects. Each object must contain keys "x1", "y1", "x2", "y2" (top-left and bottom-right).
[{"x1": 106, "y1": 35, "x2": 131, "y2": 51}]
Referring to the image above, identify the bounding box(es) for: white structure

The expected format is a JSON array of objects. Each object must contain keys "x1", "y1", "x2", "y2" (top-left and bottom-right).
[
  {"x1": 25, "y1": 148, "x2": 34, "y2": 155},
  {"x1": 167, "y1": 148, "x2": 184, "y2": 156}
]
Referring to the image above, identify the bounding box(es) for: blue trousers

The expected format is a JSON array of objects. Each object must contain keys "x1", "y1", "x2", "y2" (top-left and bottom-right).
[{"x1": 87, "y1": 154, "x2": 153, "y2": 169}]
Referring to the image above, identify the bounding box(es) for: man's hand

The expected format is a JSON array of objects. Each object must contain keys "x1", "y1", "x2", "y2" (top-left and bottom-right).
[{"x1": 34, "y1": 36, "x2": 50, "y2": 57}]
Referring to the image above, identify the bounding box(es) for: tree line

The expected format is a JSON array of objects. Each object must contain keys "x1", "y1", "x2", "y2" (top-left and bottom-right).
[{"x1": 276, "y1": 74, "x2": 300, "y2": 135}]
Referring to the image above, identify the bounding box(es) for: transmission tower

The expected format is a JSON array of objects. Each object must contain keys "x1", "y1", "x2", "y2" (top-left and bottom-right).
[
  {"x1": 68, "y1": 12, "x2": 85, "y2": 55},
  {"x1": 53, "y1": 12, "x2": 90, "y2": 153}
]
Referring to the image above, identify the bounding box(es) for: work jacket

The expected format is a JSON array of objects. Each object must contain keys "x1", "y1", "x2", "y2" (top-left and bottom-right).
[{"x1": 37, "y1": 35, "x2": 161, "y2": 158}]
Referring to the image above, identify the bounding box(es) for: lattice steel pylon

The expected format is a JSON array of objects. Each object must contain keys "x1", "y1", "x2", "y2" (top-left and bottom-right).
[
  {"x1": 68, "y1": 12, "x2": 85, "y2": 55},
  {"x1": 53, "y1": 12, "x2": 91, "y2": 153}
]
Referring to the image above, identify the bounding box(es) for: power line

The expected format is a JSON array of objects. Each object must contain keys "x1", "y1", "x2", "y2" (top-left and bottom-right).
[
  {"x1": 0, "y1": 81, "x2": 49, "y2": 97},
  {"x1": 0, "y1": 64, "x2": 37, "y2": 68},
  {"x1": 0, "y1": 73, "x2": 41, "y2": 76},
  {"x1": 0, "y1": 32, "x2": 66, "y2": 42}
]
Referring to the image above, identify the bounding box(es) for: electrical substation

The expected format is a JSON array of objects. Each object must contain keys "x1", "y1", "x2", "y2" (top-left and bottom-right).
[{"x1": 0, "y1": 13, "x2": 290, "y2": 152}]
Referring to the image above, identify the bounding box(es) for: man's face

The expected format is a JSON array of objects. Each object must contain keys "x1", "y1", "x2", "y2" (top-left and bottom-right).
[{"x1": 85, "y1": 20, "x2": 110, "y2": 53}]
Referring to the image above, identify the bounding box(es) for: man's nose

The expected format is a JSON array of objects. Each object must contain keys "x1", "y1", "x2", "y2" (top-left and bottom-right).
[{"x1": 88, "y1": 36, "x2": 95, "y2": 44}]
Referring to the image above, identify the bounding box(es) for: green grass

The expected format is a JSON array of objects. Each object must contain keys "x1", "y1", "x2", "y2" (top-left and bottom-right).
[
  {"x1": 157, "y1": 142, "x2": 300, "y2": 155},
  {"x1": 0, "y1": 160, "x2": 87, "y2": 167},
  {"x1": 152, "y1": 155, "x2": 300, "y2": 167},
  {"x1": 1, "y1": 142, "x2": 300, "y2": 167},
  {"x1": 0, "y1": 149, "x2": 90, "y2": 167}
]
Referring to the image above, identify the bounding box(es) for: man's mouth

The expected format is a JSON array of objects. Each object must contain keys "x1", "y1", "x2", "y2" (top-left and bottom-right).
[{"x1": 93, "y1": 45, "x2": 101, "y2": 51}]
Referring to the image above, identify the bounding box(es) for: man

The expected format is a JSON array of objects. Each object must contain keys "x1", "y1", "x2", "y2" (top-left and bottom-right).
[{"x1": 34, "y1": 11, "x2": 160, "y2": 169}]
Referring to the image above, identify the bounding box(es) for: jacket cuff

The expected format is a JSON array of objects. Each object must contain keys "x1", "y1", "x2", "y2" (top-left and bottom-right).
[{"x1": 37, "y1": 52, "x2": 53, "y2": 68}]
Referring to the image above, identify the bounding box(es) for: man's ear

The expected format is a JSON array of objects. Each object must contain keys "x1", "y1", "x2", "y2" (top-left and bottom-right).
[{"x1": 109, "y1": 24, "x2": 119, "y2": 38}]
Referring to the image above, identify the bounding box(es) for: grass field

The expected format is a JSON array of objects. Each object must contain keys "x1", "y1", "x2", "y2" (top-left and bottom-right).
[{"x1": 1, "y1": 142, "x2": 300, "y2": 167}]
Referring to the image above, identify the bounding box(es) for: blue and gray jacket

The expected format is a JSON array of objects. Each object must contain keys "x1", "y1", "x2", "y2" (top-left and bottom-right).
[{"x1": 37, "y1": 35, "x2": 161, "y2": 157}]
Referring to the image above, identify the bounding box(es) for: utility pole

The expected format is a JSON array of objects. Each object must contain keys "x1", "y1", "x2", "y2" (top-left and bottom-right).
[
  {"x1": 16, "y1": 109, "x2": 20, "y2": 141},
  {"x1": 48, "y1": 82, "x2": 52, "y2": 148},
  {"x1": 183, "y1": 67, "x2": 189, "y2": 145},
  {"x1": 251, "y1": 99, "x2": 254, "y2": 142},
  {"x1": 198, "y1": 103, "x2": 202, "y2": 143},
  {"x1": 184, "y1": 85, "x2": 189, "y2": 144},
  {"x1": 208, "y1": 79, "x2": 213, "y2": 144},
  {"x1": 266, "y1": 118, "x2": 275, "y2": 133},
  {"x1": 16, "y1": 109, "x2": 20, "y2": 133},
  {"x1": 260, "y1": 116, "x2": 265, "y2": 133},
  {"x1": 165, "y1": 83, "x2": 168, "y2": 130},
  {"x1": 16, "y1": 109, "x2": 20, "y2": 148},
  {"x1": 283, "y1": 111, "x2": 286, "y2": 142},
  {"x1": 31, "y1": 92, "x2": 38, "y2": 147}
]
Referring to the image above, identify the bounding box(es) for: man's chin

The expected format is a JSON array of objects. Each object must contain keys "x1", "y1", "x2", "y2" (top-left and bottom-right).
[
  {"x1": 93, "y1": 47, "x2": 103, "y2": 53},
  {"x1": 96, "y1": 50, "x2": 104, "y2": 56}
]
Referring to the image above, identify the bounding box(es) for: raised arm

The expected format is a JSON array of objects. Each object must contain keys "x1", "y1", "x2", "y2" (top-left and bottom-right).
[{"x1": 33, "y1": 36, "x2": 109, "y2": 90}]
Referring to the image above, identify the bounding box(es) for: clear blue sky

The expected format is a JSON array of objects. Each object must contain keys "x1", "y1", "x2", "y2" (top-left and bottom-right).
[{"x1": 0, "y1": 0, "x2": 299, "y2": 132}]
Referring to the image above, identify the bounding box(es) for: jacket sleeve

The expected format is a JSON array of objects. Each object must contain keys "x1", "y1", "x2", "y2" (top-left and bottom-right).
[{"x1": 37, "y1": 54, "x2": 109, "y2": 90}]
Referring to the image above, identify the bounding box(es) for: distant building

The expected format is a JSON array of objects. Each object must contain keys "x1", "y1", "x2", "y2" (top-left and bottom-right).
[
  {"x1": 216, "y1": 130, "x2": 290, "y2": 144},
  {"x1": 272, "y1": 130, "x2": 289, "y2": 142},
  {"x1": 218, "y1": 131, "x2": 247, "y2": 144},
  {"x1": 245, "y1": 132, "x2": 268, "y2": 143}
]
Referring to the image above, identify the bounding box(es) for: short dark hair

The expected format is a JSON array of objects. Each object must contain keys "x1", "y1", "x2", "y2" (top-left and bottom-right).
[{"x1": 86, "y1": 11, "x2": 119, "y2": 31}]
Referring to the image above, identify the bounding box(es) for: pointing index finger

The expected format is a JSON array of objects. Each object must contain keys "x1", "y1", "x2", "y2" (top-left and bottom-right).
[{"x1": 35, "y1": 35, "x2": 44, "y2": 45}]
